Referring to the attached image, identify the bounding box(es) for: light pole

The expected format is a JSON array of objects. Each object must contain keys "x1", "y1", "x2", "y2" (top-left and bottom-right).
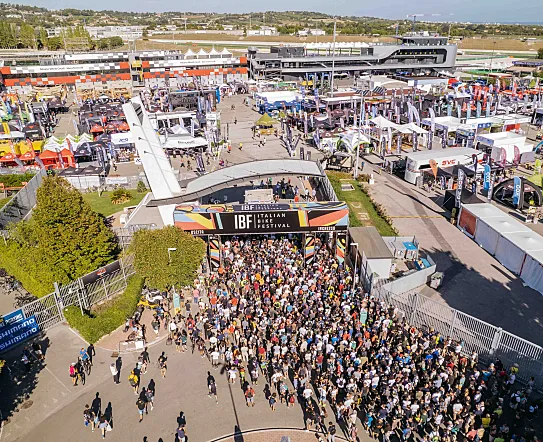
[
  {"x1": 351, "y1": 242, "x2": 359, "y2": 291},
  {"x1": 168, "y1": 247, "x2": 177, "y2": 263},
  {"x1": 354, "y1": 95, "x2": 363, "y2": 178},
  {"x1": 330, "y1": 20, "x2": 337, "y2": 97}
]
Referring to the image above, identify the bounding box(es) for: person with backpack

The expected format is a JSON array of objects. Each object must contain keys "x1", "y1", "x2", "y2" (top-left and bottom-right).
[
  {"x1": 69, "y1": 363, "x2": 77, "y2": 386},
  {"x1": 83, "y1": 405, "x2": 95, "y2": 431},
  {"x1": 327, "y1": 422, "x2": 337, "y2": 442},
  {"x1": 158, "y1": 352, "x2": 167, "y2": 378},
  {"x1": 147, "y1": 379, "x2": 155, "y2": 411},
  {"x1": 128, "y1": 370, "x2": 139, "y2": 395},
  {"x1": 245, "y1": 385, "x2": 255, "y2": 407},
  {"x1": 136, "y1": 395, "x2": 146, "y2": 422}
]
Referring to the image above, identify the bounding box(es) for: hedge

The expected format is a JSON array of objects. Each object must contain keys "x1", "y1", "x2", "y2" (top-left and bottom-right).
[
  {"x1": 0, "y1": 172, "x2": 36, "y2": 188},
  {"x1": 64, "y1": 275, "x2": 144, "y2": 343},
  {"x1": 0, "y1": 242, "x2": 53, "y2": 297}
]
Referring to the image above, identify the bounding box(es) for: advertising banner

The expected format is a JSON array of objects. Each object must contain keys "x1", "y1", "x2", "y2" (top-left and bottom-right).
[
  {"x1": 483, "y1": 164, "x2": 491, "y2": 191},
  {"x1": 0, "y1": 309, "x2": 25, "y2": 328},
  {"x1": 456, "y1": 169, "x2": 465, "y2": 208},
  {"x1": 512, "y1": 176, "x2": 522, "y2": 207},
  {"x1": 174, "y1": 202, "x2": 349, "y2": 235},
  {"x1": 0, "y1": 316, "x2": 40, "y2": 353}
]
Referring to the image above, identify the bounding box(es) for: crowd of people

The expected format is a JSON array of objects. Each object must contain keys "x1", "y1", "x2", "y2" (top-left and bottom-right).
[{"x1": 166, "y1": 235, "x2": 540, "y2": 442}]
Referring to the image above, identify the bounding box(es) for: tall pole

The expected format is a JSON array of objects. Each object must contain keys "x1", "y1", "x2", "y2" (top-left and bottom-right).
[
  {"x1": 354, "y1": 95, "x2": 363, "y2": 178},
  {"x1": 330, "y1": 20, "x2": 337, "y2": 97}
]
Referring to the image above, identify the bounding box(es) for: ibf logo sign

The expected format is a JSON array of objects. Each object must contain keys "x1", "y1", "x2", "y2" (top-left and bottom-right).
[{"x1": 234, "y1": 214, "x2": 254, "y2": 230}]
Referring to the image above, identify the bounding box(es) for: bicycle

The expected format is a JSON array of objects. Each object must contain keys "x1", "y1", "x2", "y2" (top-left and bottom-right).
[
  {"x1": 76, "y1": 370, "x2": 86, "y2": 386},
  {"x1": 82, "y1": 358, "x2": 92, "y2": 376}
]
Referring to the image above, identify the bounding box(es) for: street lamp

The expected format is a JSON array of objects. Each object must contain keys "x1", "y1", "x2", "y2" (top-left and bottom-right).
[
  {"x1": 168, "y1": 247, "x2": 177, "y2": 263},
  {"x1": 351, "y1": 242, "x2": 359, "y2": 291}
]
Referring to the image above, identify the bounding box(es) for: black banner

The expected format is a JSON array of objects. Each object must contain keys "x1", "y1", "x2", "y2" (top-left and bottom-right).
[{"x1": 82, "y1": 260, "x2": 121, "y2": 286}]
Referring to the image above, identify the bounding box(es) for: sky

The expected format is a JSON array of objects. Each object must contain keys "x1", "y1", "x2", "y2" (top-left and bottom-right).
[{"x1": 16, "y1": 0, "x2": 543, "y2": 24}]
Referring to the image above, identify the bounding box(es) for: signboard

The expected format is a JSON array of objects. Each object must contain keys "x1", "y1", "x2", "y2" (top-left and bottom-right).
[
  {"x1": 0, "y1": 309, "x2": 25, "y2": 328},
  {"x1": 82, "y1": 260, "x2": 121, "y2": 286},
  {"x1": 483, "y1": 164, "x2": 491, "y2": 191},
  {"x1": 174, "y1": 202, "x2": 349, "y2": 235},
  {"x1": 0, "y1": 316, "x2": 40, "y2": 352},
  {"x1": 105, "y1": 177, "x2": 129, "y2": 185}
]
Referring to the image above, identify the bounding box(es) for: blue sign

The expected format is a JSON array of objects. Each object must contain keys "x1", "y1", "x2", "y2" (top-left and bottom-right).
[
  {"x1": 0, "y1": 309, "x2": 25, "y2": 328},
  {"x1": 512, "y1": 176, "x2": 522, "y2": 207},
  {"x1": 483, "y1": 164, "x2": 491, "y2": 191},
  {"x1": 0, "y1": 315, "x2": 40, "y2": 353}
]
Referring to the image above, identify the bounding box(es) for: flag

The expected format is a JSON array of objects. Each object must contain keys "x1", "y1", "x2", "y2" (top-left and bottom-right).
[
  {"x1": 429, "y1": 159, "x2": 438, "y2": 178},
  {"x1": 428, "y1": 108, "x2": 436, "y2": 134},
  {"x1": 487, "y1": 172, "x2": 496, "y2": 202},
  {"x1": 483, "y1": 164, "x2": 491, "y2": 191},
  {"x1": 466, "y1": 100, "x2": 472, "y2": 120},
  {"x1": 513, "y1": 145, "x2": 520, "y2": 165},
  {"x1": 456, "y1": 168, "x2": 465, "y2": 208},
  {"x1": 476, "y1": 101, "x2": 482, "y2": 118},
  {"x1": 412, "y1": 131, "x2": 418, "y2": 152},
  {"x1": 512, "y1": 176, "x2": 522, "y2": 207}
]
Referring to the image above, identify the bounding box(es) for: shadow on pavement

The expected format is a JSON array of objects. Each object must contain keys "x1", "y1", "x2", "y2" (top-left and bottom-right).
[{"x1": 0, "y1": 333, "x2": 50, "y2": 425}]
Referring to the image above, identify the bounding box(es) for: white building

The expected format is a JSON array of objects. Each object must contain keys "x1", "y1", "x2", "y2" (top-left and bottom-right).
[
  {"x1": 247, "y1": 26, "x2": 278, "y2": 36},
  {"x1": 297, "y1": 28, "x2": 326, "y2": 37},
  {"x1": 85, "y1": 26, "x2": 144, "y2": 41}
]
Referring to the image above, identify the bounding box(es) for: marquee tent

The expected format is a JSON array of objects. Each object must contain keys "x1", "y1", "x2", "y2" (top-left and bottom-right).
[
  {"x1": 495, "y1": 231, "x2": 543, "y2": 275},
  {"x1": 457, "y1": 203, "x2": 505, "y2": 237},
  {"x1": 474, "y1": 215, "x2": 530, "y2": 255},
  {"x1": 520, "y1": 250, "x2": 543, "y2": 295}
]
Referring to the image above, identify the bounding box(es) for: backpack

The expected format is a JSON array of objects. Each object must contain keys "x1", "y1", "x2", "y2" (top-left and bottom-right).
[
  {"x1": 129, "y1": 373, "x2": 138, "y2": 386},
  {"x1": 246, "y1": 389, "x2": 254, "y2": 398}
]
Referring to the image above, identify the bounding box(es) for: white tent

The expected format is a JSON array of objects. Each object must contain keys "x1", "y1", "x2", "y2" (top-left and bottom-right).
[
  {"x1": 220, "y1": 48, "x2": 232, "y2": 58},
  {"x1": 369, "y1": 115, "x2": 402, "y2": 130},
  {"x1": 184, "y1": 49, "x2": 196, "y2": 59},
  {"x1": 196, "y1": 48, "x2": 209, "y2": 58},
  {"x1": 402, "y1": 123, "x2": 429, "y2": 135},
  {"x1": 520, "y1": 250, "x2": 543, "y2": 295},
  {"x1": 495, "y1": 231, "x2": 543, "y2": 275},
  {"x1": 474, "y1": 216, "x2": 530, "y2": 255},
  {"x1": 338, "y1": 131, "x2": 370, "y2": 153}
]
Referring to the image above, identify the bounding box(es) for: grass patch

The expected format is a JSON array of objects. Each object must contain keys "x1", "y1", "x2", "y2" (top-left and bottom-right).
[
  {"x1": 82, "y1": 191, "x2": 147, "y2": 217},
  {"x1": 0, "y1": 197, "x2": 11, "y2": 209},
  {"x1": 528, "y1": 174, "x2": 542, "y2": 188},
  {"x1": 64, "y1": 275, "x2": 144, "y2": 343},
  {"x1": 327, "y1": 171, "x2": 397, "y2": 236}
]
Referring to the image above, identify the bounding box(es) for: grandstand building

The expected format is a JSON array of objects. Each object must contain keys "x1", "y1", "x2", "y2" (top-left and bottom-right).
[{"x1": 0, "y1": 49, "x2": 248, "y2": 94}]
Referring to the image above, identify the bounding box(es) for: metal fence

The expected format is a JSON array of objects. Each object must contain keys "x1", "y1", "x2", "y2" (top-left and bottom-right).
[
  {"x1": 0, "y1": 169, "x2": 47, "y2": 229},
  {"x1": 0, "y1": 255, "x2": 136, "y2": 342},
  {"x1": 372, "y1": 287, "x2": 543, "y2": 387}
]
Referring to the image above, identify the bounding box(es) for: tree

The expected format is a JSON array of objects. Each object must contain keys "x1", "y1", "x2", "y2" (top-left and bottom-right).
[
  {"x1": 10, "y1": 176, "x2": 117, "y2": 285},
  {"x1": 108, "y1": 36, "x2": 123, "y2": 48},
  {"x1": 538, "y1": 47, "x2": 543, "y2": 59},
  {"x1": 131, "y1": 226, "x2": 206, "y2": 290},
  {"x1": 19, "y1": 23, "x2": 36, "y2": 49},
  {"x1": 47, "y1": 36, "x2": 62, "y2": 50}
]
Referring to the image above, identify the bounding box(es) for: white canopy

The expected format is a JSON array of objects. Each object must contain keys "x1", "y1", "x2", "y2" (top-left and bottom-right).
[
  {"x1": 338, "y1": 131, "x2": 370, "y2": 153},
  {"x1": 474, "y1": 215, "x2": 530, "y2": 255},
  {"x1": 495, "y1": 231, "x2": 543, "y2": 275},
  {"x1": 111, "y1": 132, "x2": 134, "y2": 145},
  {"x1": 520, "y1": 250, "x2": 543, "y2": 295},
  {"x1": 369, "y1": 115, "x2": 402, "y2": 130},
  {"x1": 208, "y1": 48, "x2": 220, "y2": 56},
  {"x1": 184, "y1": 48, "x2": 196, "y2": 58},
  {"x1": 197, "y1": 48, "x2": 208, "y2": 57},
  {"x1": 402, "y1": 123, "x2": 429, "y2": 135},
  {"x1": 161, "y1": 136, "x2": 208, "y2": 150},
  {"x1": 220, "y1": 48, "x2": 232, "y2": 56}
]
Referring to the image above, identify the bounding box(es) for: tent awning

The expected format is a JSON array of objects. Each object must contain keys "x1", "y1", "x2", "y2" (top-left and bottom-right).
[{"x1": 255, "y1": 113, "x2": 279, "y2": 126}]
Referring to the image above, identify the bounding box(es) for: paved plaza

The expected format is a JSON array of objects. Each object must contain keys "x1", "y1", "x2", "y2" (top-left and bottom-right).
[{"x1": 2, "y1": 94, "x2": 543, "y2": 442}]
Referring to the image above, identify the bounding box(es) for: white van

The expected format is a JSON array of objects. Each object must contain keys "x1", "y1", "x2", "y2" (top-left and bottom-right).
[{"x1": 404, "y1": 148, "x2": 482, "y2": 185}]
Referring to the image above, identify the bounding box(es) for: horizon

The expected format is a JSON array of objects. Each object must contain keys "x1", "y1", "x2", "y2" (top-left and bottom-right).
[{"x1": 8, "y1": 1, "x2": 542, "y2": 25}]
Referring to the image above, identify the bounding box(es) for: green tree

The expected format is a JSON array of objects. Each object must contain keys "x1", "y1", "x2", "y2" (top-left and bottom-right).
[
  {"x1": 10, "y1": 176, "x2": 117, "y2": 284},
  {"x1": 19, "y1": 22, "x2": 36, "y2": 48},
  {"x1": 538, "y1": 47, "x2": 543, "y2": 59},
  {"x1": 108, "y1": 36, "x2": 123, "y2": 48},
  {"x1": 47, "y1": 36, "x2": 62, "y2": 50},
  {"x1": 97, "y1": 37, "x2": 110, "y2": 49},
  {"x1": 38, "y1": 27, "x2": 48, "y2": 49},
  {"x1": 0, "y1": 21, "x2": 17, "y2": 48},
  {"x1": 131, "y1": 226, "x2": 206, "y2": 290}
]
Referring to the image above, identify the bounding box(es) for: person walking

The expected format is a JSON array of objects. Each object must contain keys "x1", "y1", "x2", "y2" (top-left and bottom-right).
[
  {"x1": 176, "y1": 424, "x2": 187, "y2": 442},
  {"x1": 147, "y1": 379, "x2": 156, "y2": 411},
  {"x1": 98, "y1": 414, "x2": 109, "y2": 439},
  {"x1": 128, "y1": 370, "x2": 139, "y2": 394},
  {"x1": 245, "y1": 385, "x2": 255, "y2": 407},
  {"x1": 269, "y1": 393, "x2": 277, "y2": 411},
  {"x1": 136, "y1": 395, "x2": 146, "y2": 423},
  {"x1": 83, "y1": 404, "x2": 96, "y2": 432},
  {"x1": 327, "y1": 422, "x2": 337, "y2": 442},
  {"x1": 115, "y1": 356, "x2": 122, "y2": 383},
  {"x1": 110, "y1": 363, "x2": 119, "y2": 384},
  {"x1": 209, "y1": 380, "x2": 218, "y2": 404},
  {"x1": 158, "y1": 352, "x2": 167, "y2": 378},
  {"x1": 91, "y1": 392, "x2": 102, "y2": 418}
]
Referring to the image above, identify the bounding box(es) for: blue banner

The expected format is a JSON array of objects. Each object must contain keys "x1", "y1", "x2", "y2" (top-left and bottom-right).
[
  {"x1": 483, "y1": 164, "x2": 491, "y2": 191},
  {"x1": 0, "y1": 309, "x2": 25, "y2": 328},
  {"x1": 512, "y1": 176, "x2": 522, "y2": 207},
  {"x1": 0, "y1": 315, "x2": 40, "y2": 353}
]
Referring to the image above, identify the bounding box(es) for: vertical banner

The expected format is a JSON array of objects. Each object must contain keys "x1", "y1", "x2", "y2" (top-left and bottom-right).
[
  {"x1": 456, "y1": 168, "x2": 465, "y2": 208},
  {"x1": 513, "y1": 145, "x2": 521, "y2": 165},
  {"x1": 208, "y1": 236, "x2": 221, "y2": 270},
  {"x1": 483, "y1": 164, "x2": 491, "y2": 191},
  {"x1": 335, "y1": 232, "x2": 346, "y2": 266},
  {"x1": 304, "y1": 234, "x2": 315, "y2": 266},
  {"x1": 512, "y1": 176, "x2": 522, "y2": 208},
  {"x1": 396, "y1": 134, "x2": 402, "y2": 154},
  {"x1": 476, "y1": 101, "x2": 482, "y2": 118},
  {"x1": 487, "y1": 172, "x2": 496, "y2": 202},
  {"x1": 412, "y1": 131, "x2": 418, "y2": 152},
  {"x1": 442, "y1": 128, "x2": 448, "y2": 149},
  {"x1": 472, "y1": 154, "x2": 479, "y2": 175},
  {"x1": 429, "y1": 159, "x2": 438, "y2": 178},
  {"x1": 466, "y1": 100, "x2": 472, "y2": 120}
]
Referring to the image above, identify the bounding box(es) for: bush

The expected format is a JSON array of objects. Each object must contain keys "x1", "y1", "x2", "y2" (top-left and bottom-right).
[
  {"x1": 110, "y1": 189, "x2": 132, "y2": 204},
  {"x1": 136, "y1": 181, "x2": 147, "y2": 193},
  {"x1": 64, "y1": 275, "x2": 144, "y2": 343},
  {"x1": 0, "y1": 172, "x2": 36, "y2": 188}
]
